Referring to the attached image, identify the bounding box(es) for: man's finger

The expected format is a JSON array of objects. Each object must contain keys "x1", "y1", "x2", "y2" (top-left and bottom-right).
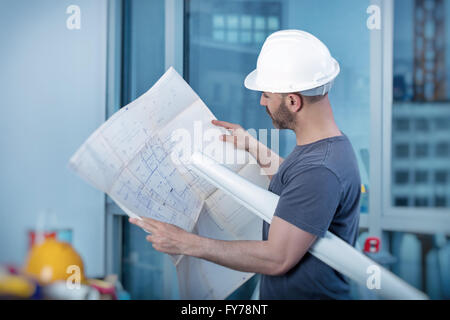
[
  {"x1": 130, "y1": 217, "x2": 156, "y2": 233},
  {"x1": 138, "y1": 220, "x2": 154, "y2": 231},
  {"x1": 146, "y1": 234, "x2": 155, "y2": 243},
  {"x1": 140, "y1": 220, "x2": 160, "y2": 233},
  {"x1": 129, "y1": 217, "x2": 140, "y2": 225},
  {"x1": 211, "y1": 120, "x2": 239, "y2": 130},
  {"x1": 140, "y1": 216, "x2": 162, "y2": 228}
]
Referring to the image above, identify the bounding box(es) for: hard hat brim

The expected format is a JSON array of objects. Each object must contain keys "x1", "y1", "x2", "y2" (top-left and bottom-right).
[
  {"x1": 244, "y1": 69, "x2": 263, "y2": 92},
  {"x1": 244, "y1": 58, "x2": 340, "y2": 94}
]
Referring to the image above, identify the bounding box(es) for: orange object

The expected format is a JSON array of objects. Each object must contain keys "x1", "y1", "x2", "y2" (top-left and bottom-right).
[{"x1": 23, "y1": 238, "x2": 86, "y2": 285}]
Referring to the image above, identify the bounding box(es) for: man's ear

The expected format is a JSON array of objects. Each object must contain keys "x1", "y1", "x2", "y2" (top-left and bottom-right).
[{"x1": 287, "y1": 93, "x2": 303, "y2": 113}]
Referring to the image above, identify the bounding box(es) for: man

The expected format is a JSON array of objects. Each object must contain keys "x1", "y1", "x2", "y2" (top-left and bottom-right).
[{"x1": 130, "y1": 30, "x2": 361, "y2": 299}]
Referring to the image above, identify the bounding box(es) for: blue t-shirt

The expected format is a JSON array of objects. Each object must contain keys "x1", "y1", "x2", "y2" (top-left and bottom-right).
[{"x1": 260, "y1": 134, "x2": 361, "y2": 300}]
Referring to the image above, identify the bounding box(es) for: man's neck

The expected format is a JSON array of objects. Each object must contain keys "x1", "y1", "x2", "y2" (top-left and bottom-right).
[{"x1": 293, "y1": 100, "x2": 342, "y2": 146}]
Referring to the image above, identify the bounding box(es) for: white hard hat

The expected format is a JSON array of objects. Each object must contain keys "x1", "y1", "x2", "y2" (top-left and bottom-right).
[{"x1": 244, "y1": 30, "x2": 340, "y2": 95}]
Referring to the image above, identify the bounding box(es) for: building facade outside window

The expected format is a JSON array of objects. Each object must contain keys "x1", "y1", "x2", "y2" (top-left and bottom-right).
[{"x1": 392, "y1": 0, "x2": 450, "y2": 208}]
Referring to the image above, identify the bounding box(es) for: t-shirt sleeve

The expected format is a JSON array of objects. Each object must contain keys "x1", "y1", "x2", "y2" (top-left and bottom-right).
[{"x1": 274, "y1": 166, "x2": 342, "y2": 238}]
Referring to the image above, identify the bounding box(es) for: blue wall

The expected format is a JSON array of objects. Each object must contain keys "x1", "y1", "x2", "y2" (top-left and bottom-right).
[{"x1": 0, "y1": 0, "x2": 108, "y2": 276}]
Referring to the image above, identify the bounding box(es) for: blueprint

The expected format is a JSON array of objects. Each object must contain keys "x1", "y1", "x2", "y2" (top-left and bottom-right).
[
  {"x1": 69, "y1": 68, "x2": 206, "y2": 235},
  {"x1": 69, "y1": 67, "x2": 268, "y2": 298}
]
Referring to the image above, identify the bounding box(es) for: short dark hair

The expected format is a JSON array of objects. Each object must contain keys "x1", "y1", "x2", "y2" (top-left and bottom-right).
[{"x1": 281, "y1": 92, "x2": 327, "y2": 104}]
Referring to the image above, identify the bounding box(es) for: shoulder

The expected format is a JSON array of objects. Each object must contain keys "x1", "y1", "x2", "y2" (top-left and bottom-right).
[
  {"x1": 274, "y1": 135, "x2": 356, "y2": 189},
  {"x1": 278, "y1": 144, "x2": 332, "y2": 183},
  {"x1": 285, "y1": 165, "x2": 342, "y2": 190}
]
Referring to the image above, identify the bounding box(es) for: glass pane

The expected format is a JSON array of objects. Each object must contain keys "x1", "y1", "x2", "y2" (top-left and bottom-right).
[
  {"x1": 186, "y1": 0, "x2": 371, "y2": 213},
  {"x1": 122, "y1": 0, "x2": 166, "y2": 104},
  {"x1": 122, "y1": 216, "x2": 179, "y2": 299},
  {"x1": 392, "y1": 0, "x2": 450, "y2": 208},
  {"x1": 119, "y1": 0, "x2": 181, "y2": 299}
]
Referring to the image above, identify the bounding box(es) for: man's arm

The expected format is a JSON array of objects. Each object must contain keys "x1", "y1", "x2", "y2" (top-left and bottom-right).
[
  {"x1": 211, "y1": 120, "x2": 283, "y2": 179},
  {"x1": 130, "y1": 216, "x2": 316, "y2": 276}
]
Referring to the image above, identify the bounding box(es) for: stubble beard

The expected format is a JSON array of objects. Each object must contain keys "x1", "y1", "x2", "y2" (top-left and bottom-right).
[{"x1": 267, "y1": 101, "x2": 295, "y2": 130}]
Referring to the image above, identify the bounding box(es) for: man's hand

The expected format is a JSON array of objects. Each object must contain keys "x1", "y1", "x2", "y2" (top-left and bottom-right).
[
  {"x1": 211, "y1": 119, "x2": 257, "y2": 152},
  {"x1": 129, "y1": 217, "x2": 196, "y2": 255},
  {"x1": 212, "y1": 119, "x2": 283, "y2": 178}
]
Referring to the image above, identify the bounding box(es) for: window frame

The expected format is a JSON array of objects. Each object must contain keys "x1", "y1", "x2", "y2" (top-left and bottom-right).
[{"x1": 105, "y1": 0, "x2": 125, "y2": 277}]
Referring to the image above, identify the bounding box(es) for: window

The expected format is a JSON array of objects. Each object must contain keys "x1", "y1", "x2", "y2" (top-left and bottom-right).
[
  {"x1": 434, "y1": 117, "x2": 450, "y2": 130},
  {"x1": 395, "y1": 197, "x2": 409, "y2": 207},
  {"x1": 186, "y1": 0, "x2": 372, "y2": 215},
  {"x1": 415, "y1": 118, "x2": 430, "y2": 132},
  {"x1": 186, "y1": 0, "x2": 283, "y2": 140},
  {"x1": 434, "y1": 170, "x2": 448, "y2": 184},
  {"x1": 415, "y1": 143, "x2": 429, "y2": 158},
  {"x1": 436, "y1": 142, "x2": 450, "y2": 157},
  {"x1": 395, "y1": 118, "x2": 410, "y2": 131},
  {"x1": 395, "y1": 144, "x2": 410, "y2": 158},
  {"x1": 395, "y1": 170, "x2": 409, "y2": 184},
  {"x1": 435, "y1": 196, "x2": 447, "y2": 207},
  {"x1": 414, "y1": 197, "x2": 429, "y2": 207},
  {"x1": 414, "y1": 170, "x2": 428, "y2": 183},
  {"x1": 392, "y1": 0, "x2": 450, "y2": 208},
  {"x1": 116, "y1": 0, "x2": 180, "y2": 300}
]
